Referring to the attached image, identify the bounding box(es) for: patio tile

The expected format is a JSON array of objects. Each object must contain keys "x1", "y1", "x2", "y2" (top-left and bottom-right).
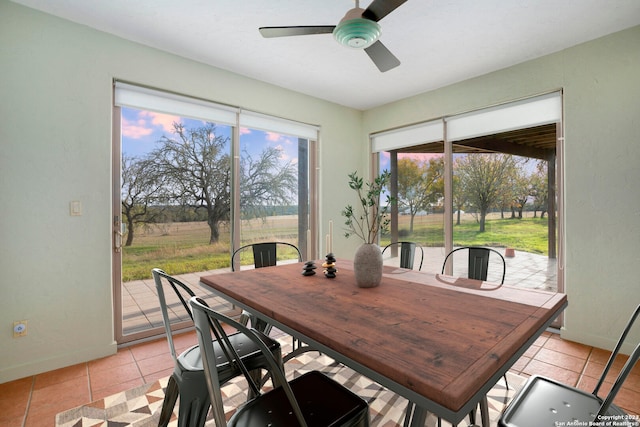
[
  {"x1": 88, "y1": 348, "x2": 135, "y2": 373},
  {"x1": 543, "y1": 336, "x2": 592, "y2": 359},
  {"x1": 523, "y1": 359, "x2": 580, "y2": 385},
  {"x1": 534, "y1": 348, "x2": 587, "y2": 372},
  {"x1": 88, "y1": 362, "x2": 142, "y2": 391}
]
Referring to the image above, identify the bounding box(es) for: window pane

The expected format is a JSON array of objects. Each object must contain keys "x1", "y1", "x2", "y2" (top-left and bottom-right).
[
  {"x1": 237, "y1": 128, "x2": 308, "y2": 266},
  {"x1": 120, "y1": 106, "x2": 233, "y2": 335},
  {"x1": 379, "y1": 151, "x2": 445, "y2": 271},
  {"x1": 451, "y1": 152, "x2": 552, "y2": 283}
]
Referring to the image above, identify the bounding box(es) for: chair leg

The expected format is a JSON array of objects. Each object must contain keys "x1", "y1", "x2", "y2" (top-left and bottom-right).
[
  {"x1": 402, "y1": 401, "x2": 413, "y2": 427},
  {"x1": 176, "y1": 372, "x2": 211, "y2": 427},
  {"x1": 158, "y1": 374, "x2": 179, "y2": 427},
  {"x1": 177, "y1": 388, "x2": 210, "y2": 427}
]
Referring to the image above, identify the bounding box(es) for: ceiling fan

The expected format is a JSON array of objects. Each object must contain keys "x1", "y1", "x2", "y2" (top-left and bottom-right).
[{"x1": 259, "y1": 0, "x2": 407, "y2": 73}]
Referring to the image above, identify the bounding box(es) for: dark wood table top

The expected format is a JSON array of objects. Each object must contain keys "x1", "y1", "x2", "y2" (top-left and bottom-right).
[{"x1": 200, "y1": 259, "x2": 567, "y2": 422}]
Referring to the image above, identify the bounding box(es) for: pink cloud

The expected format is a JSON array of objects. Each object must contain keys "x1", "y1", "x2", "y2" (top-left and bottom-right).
[
  {"x1": 122, "y1": 116, "x2": 153, "y2": 139},
  {"x1": 266, "y1": 131, "x2": 282, "y2": 142},
  {"x1": 140, "y1": 111, "x2": 181, "y2": 132},
  {"x1": 398, "y1": 152, "x2": 443, "y2": 161},
  {"x1": 239, "y1": 127, "x2": 251, "y2": 135}
]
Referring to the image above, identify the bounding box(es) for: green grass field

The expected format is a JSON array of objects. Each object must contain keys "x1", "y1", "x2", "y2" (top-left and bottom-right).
[{"x1": 123, "y1": 213, "x2": 551, "y2": 281}]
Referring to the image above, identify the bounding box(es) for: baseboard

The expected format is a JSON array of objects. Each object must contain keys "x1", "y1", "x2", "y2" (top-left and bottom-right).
[
  {"x1": 560, "y1": 327, "x2": 637, "y2": 355},
  {"x1": 0, "y1": 341, "x2": 117, "y2": 384}
]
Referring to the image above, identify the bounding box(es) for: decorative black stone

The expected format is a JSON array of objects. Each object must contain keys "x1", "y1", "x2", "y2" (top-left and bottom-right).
[
  {"x1": 323, "y1": 253, "x2": 337, "y2": 278},
  {"x1": 302, "y1": 260, "x2": 317, "y2": 276}
]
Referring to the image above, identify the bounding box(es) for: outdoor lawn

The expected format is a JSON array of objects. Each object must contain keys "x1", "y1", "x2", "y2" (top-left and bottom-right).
[{"x1": 122, "y1": 212, "x2": 551, "y2": 281}]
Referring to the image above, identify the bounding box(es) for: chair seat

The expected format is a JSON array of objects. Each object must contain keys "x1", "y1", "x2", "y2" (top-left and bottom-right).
[
  {"x1": 178, "y1": 330, "x2": 281, "y2": 383},
  {"x1": 229, "y1": 371, "x2": 369, "y2": 427},
  {"x1": 499, "y1": 375, "x2": 639, "y2": 427}
]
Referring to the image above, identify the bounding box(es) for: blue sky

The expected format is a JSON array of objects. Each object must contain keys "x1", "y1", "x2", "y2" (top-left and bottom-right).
[{"x1": 121, "y1": 107, "x2": 300, "y2": 166}]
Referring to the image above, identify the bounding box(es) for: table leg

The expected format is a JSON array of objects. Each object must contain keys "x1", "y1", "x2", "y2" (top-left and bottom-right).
[
  {"x1": 480, "y1": 396, "x2": 489, "y2": 427},
  {"x1": 407, "y1": 404, "x2": 427, "y2": 427}
]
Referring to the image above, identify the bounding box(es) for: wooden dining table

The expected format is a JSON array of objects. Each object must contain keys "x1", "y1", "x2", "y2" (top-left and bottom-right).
[{"x1": 200, "y1": 259, "x2": 567, "y2": 426}]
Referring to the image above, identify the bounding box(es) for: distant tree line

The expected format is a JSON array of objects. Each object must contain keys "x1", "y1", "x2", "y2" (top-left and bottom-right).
[{"x1": 396, "y1": 154, "x2": 550, "y2": 233}]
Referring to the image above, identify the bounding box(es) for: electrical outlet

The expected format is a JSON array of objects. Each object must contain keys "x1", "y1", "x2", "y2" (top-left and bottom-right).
[{"x1": 13, "y1": 320, "x2": 28, "y2": 338}]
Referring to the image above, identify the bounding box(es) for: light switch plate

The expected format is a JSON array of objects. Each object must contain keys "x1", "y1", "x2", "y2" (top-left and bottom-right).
[{"x1": 70, "y1": 201, "x2": 82, "y2": 216}]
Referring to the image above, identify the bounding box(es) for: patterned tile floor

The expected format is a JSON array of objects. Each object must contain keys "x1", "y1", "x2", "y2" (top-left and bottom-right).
[{"x1": 53, "y1": 337, "x2": 526, "y2": 427}]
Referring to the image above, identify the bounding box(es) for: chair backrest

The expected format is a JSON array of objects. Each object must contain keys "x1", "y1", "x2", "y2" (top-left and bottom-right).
[
  {"x1": 593, "y1": 304, "x2": 640, "y2": 416},
  {"x1": 152, "y1": 268, "x2": 197, "y2": 362},
  {"x1": 441, "y1": 246, "x2": 506, "y2": 284},
  {"x1": 231, "y1": 241, "x2": 302, "y2": 271},
  {"x1": 382, "y1": 241, "x2": 424, "y2": 270},
  {"x1": 189, "y1": 296, "x2": 309, "y2": 427}
]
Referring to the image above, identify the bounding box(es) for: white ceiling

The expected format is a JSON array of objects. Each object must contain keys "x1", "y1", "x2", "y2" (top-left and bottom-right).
[{"x1": 11, "y1": 0, "x2": 640, "y2": 110}]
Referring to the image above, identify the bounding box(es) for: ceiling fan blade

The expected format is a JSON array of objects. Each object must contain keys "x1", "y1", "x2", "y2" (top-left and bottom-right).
[
  {"x1": 259, "y1": 26, "x2": 336, "y2": 38},
  {"x1": 364, "y1": 40, "x2": 400, "y2": 73},
  {"x1": 364, "y1": 40, "x2": 400, "y2": 72},
  {"x1": 362, "y1": 0, "x2": 408, "y2": 22}
]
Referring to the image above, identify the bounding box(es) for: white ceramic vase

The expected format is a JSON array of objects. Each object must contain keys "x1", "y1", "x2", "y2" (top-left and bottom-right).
[{"x1": 353, "y1": 243, "x2": 383, "y2": 288}]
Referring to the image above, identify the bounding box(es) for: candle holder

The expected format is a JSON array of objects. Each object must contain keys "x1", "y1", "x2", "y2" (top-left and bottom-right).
[{"x1": 323, "y1": 253, "x2": 337, "y2": 278}]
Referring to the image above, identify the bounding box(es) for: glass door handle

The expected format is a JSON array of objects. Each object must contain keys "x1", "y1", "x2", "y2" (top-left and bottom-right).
[{"x1": 114, "y1": 230, "x2": 123, "y2": 253}]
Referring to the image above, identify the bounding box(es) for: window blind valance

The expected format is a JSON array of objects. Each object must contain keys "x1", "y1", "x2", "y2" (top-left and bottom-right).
[
  {"x1": 114, "y1": 82, "x2": 318, "y2": 139},
  {"x1": 370, "y1": 91, "x2": 562, "y2": 152},
  {"x1": 239, "y1": 110, "x2": 319, "y2": 140},
  {"x1": 445, "y1": 92, "x2": 562, "y2": 142},
  {"x1": 114, "y1": 82, "x2": 238, "y2": 126},
  {"x1": 371, "y1": 119, "x2": 444, "y2": 153}
]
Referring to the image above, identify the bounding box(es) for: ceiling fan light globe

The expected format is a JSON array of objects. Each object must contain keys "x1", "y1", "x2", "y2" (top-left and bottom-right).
[{"x1": 333, "y1": 18, "x2": 381, "y2": 49}]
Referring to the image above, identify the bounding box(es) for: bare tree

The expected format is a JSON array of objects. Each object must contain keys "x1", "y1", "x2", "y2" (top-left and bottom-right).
[
  {"x1": 452, "y1": 172, "x2": 467, "y2": 225},
  {"x1": 240, "y1": 146, "x2": 297, "y2": 219},
  {"x1": 456, "y1": 153, "x2": 516, "y2": 232},
  {"x1": 151, "y1": 122, "x2": 231, "y2": 244},
  {"x1": 121, "y1": 155, "x2": 166, "y2": 246},
  {"x1": 150, "y1": 122, "x2": 298, "y2": 244},
  {"x1": 509, "y1": 158, "x2": 532, "y2": 219},
  {"x1": 530, "y1": 160, "x2": 549, "y2": 218}
]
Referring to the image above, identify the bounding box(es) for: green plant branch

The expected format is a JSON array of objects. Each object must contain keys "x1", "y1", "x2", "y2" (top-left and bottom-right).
[{"x1": 342, "y1": 170, "x2": 394, "y2": 244}]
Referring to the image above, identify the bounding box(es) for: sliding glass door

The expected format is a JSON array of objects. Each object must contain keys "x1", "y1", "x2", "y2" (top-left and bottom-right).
[
  {"x1": 112, "y1": 82, "x2": 318, "y2": 344},
  {"x1": 373, "y1": 92, "x2": 564, "y2": 310}
]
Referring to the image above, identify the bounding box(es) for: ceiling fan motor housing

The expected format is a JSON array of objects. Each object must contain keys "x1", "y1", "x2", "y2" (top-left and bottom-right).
[{"x1": 333, "y1": 7, "x2": 381, "y2": 49}]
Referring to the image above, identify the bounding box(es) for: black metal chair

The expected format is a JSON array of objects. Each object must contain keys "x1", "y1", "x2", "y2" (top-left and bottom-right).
[
  {"x1": 231, "y1": 241, "x2": 302, "y2": 271},
  {"x1": 440, "y1": 246, "x2": 507, "y2": 426},
  {"x1": 499, "y1": 304, "x2": 640, "y2": 427},
  {"x1": 189, "y1": 296, "x2": 370, "y2": 427},
  {"x1": 382, "y1": 241, "x2": 424, "y2": 270},
  {"x1": 231, "y1": 242, "x2": 304, "y2": 350},
  {"x1": 441, "y1": 246, "x2": 506, "y2": 284},
  {"x1": 151, "y1": 268, "x2": 282, "y2": 427}
]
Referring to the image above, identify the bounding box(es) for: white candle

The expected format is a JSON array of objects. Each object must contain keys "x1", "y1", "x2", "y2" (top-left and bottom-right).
[
  {"x1": 306, "y1": 229, "x2": 311, "y2": 260},
  {"x1": 326, "y1": 234, "x2": 330, "y2": 255},
  {"x1": 328, "y1": 220, "x2": 333, "y2": 253}
]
